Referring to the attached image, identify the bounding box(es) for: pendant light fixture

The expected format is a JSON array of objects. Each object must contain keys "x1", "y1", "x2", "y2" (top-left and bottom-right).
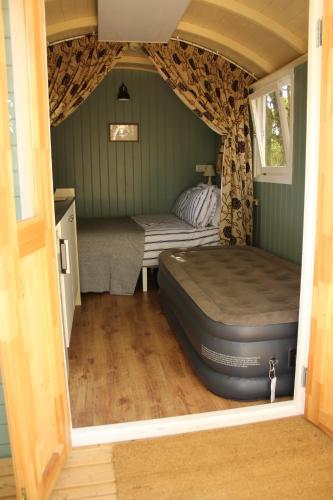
[{"x1": 117, "y1": 83, "x2": 130, "y2": 101}]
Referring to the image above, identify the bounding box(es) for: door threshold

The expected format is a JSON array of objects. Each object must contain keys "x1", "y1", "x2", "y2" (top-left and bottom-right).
[{"x1": 72, "y1": 399, "x2": 303, "y2": 447}]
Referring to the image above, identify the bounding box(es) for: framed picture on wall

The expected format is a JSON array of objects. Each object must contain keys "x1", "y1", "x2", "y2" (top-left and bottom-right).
[{"x1": 109, "y1": 123, "x2": 139, "y2": 142}]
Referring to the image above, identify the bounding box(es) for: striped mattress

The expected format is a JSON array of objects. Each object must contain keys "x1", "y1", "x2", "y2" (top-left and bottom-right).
[{"x1": 132, "y1": 214, "x2": 220, "y2": 268}]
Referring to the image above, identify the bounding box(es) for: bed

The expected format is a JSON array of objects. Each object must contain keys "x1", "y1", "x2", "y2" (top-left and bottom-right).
[
  {"x1": 77, "y1": 217, "x2": 144, "y2": 295},
  {"x1": 77, "y1": 184, "x2": 221, "y2": 294},
  {"x1": 132, "y1": 213, "x2": 220, "y2": 290},
  {"x1": 158, "y1": 246, "x2": 301, "y2": 401}
]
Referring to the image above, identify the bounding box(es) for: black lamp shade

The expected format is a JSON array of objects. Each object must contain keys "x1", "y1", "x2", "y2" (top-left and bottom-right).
[{"x1": 117, "y1": 83, "x2": 130, "y2": 100}]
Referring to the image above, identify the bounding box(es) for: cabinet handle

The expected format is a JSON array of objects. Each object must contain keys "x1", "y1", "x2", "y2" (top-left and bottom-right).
[{"x1": 60, "y1": 238, "x2": 71, "y2": 275}]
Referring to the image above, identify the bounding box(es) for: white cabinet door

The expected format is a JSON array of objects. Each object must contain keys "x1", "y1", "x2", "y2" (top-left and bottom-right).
[
  {"x1": 58, "y1": 205, "x2": 76, "y2": 347},
  {"x1": 67, "y1": 204, "x2": 79, "y2": 303}
]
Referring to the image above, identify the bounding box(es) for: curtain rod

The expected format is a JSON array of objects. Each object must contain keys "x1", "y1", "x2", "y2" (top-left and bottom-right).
[
  {"x1": 48, "y1": 33, "x2": 256, "y2": 79},
  {"x1": 170, "y1": 36, "x2": 256, "y2": 79},
  {"x1": 47, "y1": 33, "x2": 97, "y2": 46}
]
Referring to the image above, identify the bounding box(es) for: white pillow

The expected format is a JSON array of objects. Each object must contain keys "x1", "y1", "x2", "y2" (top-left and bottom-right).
[
  {"x1": 210, "y1": 187, "x2": 221, "y2": 227},
  {"x1": 197, "y1": 184, "x2": 221, "y2": 226},
  {"x1": 181, "y1": 186, "x2": 215, "y2": 228},
  {"x1": 172, "y1": 187, "x2": 200, "y2": 219}
]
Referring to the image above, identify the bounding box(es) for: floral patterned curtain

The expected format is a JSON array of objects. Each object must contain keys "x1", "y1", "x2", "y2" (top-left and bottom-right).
[
  {"x1": 48, "y1": 35, "x2": 128, "y2": 126},
  {"x1": 142, "y1": 41, "x2": 254, "y2": 246}
]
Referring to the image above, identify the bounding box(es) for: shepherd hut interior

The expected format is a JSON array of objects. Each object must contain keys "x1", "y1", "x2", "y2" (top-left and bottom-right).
[{"x1": 1, "y1": 0, "x2": 333, "y2": 498}]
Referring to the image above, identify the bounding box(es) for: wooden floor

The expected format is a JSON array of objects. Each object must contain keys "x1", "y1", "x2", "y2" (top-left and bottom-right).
[
  {"x1": 69, "y1": 275, "x2": 268, "y2": 427},
  {"x1": 0, "y1": 458, "x2": 15, "y2": 499},
  {"x1": 0, "y1": 446, "x2": 116, "y2": 499},
  {"x1": 50, "y1": 445, "x2": 116, "y2": 499}
]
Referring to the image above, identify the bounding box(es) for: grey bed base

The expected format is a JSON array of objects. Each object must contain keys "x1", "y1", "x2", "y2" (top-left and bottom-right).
[{"x1": 158, "y1": 264, "x2": 297, "y2": 401}]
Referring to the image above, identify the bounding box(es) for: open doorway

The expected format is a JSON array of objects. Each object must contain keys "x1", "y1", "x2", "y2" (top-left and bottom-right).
[
  {"x1": 45, "y1": 2, "x2": 317, "y2": 445},
  {"x1": 0, "y1": 0, "x2": 328, "y2": 497}
]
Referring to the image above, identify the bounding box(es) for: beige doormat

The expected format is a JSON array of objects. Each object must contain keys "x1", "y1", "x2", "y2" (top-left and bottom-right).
[{"x1": 113, "y1": 417, "x2": 333, "y2": 500}]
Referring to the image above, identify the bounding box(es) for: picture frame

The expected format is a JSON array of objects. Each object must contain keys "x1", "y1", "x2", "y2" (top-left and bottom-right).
[{"x1": 109, "y1": 123, "x2": 139, "y2": 142}]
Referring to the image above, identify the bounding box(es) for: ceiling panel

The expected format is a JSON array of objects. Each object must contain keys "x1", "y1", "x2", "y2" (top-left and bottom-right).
[
  {"x1": 45, "y1": 0, "x2": 309, "y2": 77},
  {"x1": 236, "y1": 0, "x2": 309, "y2": 37},
  {"x1": 98, "y1": 0, "x2": 190, "y2": 42},
  {"x1": 182, "y1": 2, "x2": 300, "y2": 68}
]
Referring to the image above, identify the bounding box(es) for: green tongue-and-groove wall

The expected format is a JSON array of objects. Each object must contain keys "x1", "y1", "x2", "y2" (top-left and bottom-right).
[{"x1": 51, "y1": 68, "x2": 219, "y2": 217}]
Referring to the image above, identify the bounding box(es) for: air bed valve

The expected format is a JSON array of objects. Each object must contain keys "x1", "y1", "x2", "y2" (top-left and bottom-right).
[{"x1": 269, "y1": 358, "x2": 278, "y2": 403}]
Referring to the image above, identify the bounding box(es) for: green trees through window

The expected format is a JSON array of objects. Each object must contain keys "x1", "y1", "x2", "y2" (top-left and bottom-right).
[
  {"x1": 250, "y1": 73, "x2": 293, "y2": 183},
  {"x1": 265, "y1": 91, "x2": 286, "y2": 167}
]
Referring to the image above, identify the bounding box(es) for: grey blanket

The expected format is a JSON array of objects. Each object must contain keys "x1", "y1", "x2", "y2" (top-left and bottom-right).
[{"x1": 77, "y1": 217, "x2": 144, "y2": 295}]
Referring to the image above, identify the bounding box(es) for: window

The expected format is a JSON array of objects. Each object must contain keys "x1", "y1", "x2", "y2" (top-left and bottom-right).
[{"x1": 250, "y1": 72, "x2": 293, "y2": 184}]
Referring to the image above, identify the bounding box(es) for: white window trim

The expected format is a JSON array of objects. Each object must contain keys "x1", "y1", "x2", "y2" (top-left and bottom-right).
[{"x1": 250, "y1": 71, "x2": 294, "y2": 184}]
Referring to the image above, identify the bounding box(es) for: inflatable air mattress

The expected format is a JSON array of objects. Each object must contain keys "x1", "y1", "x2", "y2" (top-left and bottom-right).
[{"x1": 158, "y1": 246, "x2": 300, "y2": 401}]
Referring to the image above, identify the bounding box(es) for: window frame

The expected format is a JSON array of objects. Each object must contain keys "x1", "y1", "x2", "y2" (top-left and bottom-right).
[{"x1": 250, "y1": 70, "x2": 294, "y2": 184}]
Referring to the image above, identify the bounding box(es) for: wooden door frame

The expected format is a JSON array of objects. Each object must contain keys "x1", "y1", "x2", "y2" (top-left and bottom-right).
[
  {"x1": 0, "y1": 0, "x2": 71, "y2": 496},
  {"x1": 72, "y1": 0, "x2": 323, "y2": 447},
  {"x1": 1, "y1": 0, "x2": 322, "y2": 455},
  {"x1": 305, "y1": 0, "x2": 333, "y2": 437}
]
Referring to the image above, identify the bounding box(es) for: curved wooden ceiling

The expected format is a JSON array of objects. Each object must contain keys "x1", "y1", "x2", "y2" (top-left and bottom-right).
[{"x1": 45, "y1": 0, "x2": 309, "y2": 78}]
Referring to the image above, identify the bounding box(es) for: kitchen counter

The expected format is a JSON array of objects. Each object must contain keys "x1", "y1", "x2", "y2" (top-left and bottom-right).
[{"x1": 54, "y1": 196, "x2": 75, "y2": 225}]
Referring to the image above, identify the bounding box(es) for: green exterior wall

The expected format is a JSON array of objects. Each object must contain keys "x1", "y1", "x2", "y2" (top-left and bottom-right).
[
  {"x1": 1, "y1": 1, "x2": 11, "y2": 459},
  {"x1": 253, "y1": 62, "x2": 307, "y2": 264},
  {"x1": 0, "y1": 376, "x2": 10, "y2": 458},
  {"x1": 51, "y1": 69, "x2": 218, "y2": 217}
]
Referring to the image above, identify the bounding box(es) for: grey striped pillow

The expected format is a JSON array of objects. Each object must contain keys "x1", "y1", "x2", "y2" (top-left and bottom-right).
[
  {"x1": 172, "y1": 187, "x2": 199, "y2": 219},
  {"x1": 181, "y1": 186, "x2": 214, "y2": 228},
  {"x1": 210, "y1": 187, "x2": 221, "y2": 227}
]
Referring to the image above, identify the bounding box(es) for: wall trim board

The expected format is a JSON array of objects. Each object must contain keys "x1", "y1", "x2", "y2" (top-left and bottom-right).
[{"x1": 51, "y1": 69, "x2": 218, "y2": 217}]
